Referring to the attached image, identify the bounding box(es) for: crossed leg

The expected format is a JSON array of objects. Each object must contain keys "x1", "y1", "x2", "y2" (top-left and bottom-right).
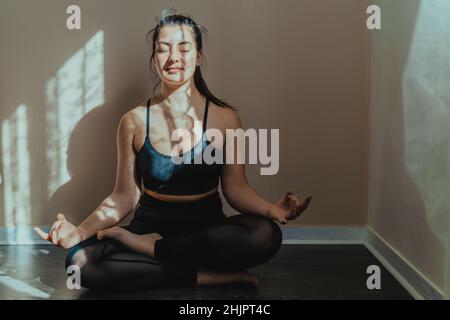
[{"x1": 65, "y1": 213, "x2": 282, "y2": 290}]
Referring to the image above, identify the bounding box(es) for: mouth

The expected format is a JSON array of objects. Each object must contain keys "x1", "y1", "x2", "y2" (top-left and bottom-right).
[{"x1": 166, "y1": 67, "x2": 184, "y2": 72}]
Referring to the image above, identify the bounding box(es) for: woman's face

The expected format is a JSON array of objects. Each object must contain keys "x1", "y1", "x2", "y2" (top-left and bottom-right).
[{"x1": 154, "y1": 24, "x2": 200, "y2": 86}]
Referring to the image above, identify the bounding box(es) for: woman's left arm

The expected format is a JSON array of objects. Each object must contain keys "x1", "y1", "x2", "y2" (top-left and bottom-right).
[
  {"x1": 220, "y1": 109, "x2": 312, "y2": 224},
  {"x1": 221, "y1": 160, "x2": 274, "y2": 217}
]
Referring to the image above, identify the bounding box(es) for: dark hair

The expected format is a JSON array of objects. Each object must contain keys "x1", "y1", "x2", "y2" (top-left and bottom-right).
[{"x1": 146, "y1": 10, "x2": 235, "y2": 109}]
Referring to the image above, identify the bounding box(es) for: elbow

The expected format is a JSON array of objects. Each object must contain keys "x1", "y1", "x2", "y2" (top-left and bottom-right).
[
  {"x1": 108, "y1": 191, "x2": 140, "y2": 220},
  {"x1": 222, "y1": 181, "x2": 249, "y2": 206}
]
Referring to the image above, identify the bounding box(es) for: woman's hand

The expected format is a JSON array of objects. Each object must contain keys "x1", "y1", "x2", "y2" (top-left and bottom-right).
[
  {"x1": 267, "y1": 191, "x2": 312, "y2": 224},
  {"x1": 34, "y1": 213, "x2": 83, "y2": 249}
]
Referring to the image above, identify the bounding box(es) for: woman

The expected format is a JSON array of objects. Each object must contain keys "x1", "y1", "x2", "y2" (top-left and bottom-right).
[{"x1": 35, "y1": 10, "x2": 312, "y2": 290}]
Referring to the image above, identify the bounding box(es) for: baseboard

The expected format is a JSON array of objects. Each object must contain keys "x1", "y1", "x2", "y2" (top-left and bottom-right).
[
  {"x1": 0, "y1": 225, "x2": 445, "y2": 299},
  {"x1": 281, "y1": 225, "x2": 367, "y2": 244},
  {"x1": 283, "y1": 225, "x2": 445, "y2": 300},
  {"x1": 364, "y1": 226, "x2": 445, "y2": 300},
  {"x1": 0, "y1": 225, "x2": 368, "y2": 245}
]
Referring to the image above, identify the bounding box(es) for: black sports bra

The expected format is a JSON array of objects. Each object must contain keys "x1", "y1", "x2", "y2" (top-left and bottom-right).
[{"x1": 137, "y1": 97, "x2": 223, "y2": 195}]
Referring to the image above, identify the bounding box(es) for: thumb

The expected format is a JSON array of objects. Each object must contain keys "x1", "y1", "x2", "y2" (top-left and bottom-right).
[{"x1": 277, "y1": 216, "x2": 288, "y2": 224}]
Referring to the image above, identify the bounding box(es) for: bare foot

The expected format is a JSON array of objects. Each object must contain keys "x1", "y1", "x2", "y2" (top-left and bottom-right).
[
  {"x1": 197, "y1": 270, "x2": 259, "y2": 287},
  {"x1": 97, "y1": 227, "x2": 162, "y2": 257}
]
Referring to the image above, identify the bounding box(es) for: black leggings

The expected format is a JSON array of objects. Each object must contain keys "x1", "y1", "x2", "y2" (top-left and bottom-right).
[{"x1": 65, "y1": 191, "x2": 282, "y2": 290}]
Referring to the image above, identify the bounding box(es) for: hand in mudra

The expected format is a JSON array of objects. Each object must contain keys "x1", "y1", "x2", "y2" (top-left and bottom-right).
[
  {"x1": 34, "y1": 213, "x2": 82, "y2": 249},
  {"x1": 268, "y1": 192, "x2": 312, "y2": 224}
]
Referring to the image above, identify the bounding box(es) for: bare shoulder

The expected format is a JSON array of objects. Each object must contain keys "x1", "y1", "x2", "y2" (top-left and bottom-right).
[
  {"x1": 208, "y1": 102, "x2": 242, "y2": 130},
  {"x1": 118, "y1": 105, "x2": 146, "y2": 134}
]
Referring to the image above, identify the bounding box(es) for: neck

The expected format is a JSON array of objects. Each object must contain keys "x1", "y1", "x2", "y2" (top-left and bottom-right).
[{"x1": 157, "y1": 79, "x2": 203, "y2": 113}]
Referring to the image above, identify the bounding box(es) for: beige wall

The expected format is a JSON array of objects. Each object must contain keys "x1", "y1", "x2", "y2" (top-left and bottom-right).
[
  {"x1": 0, "y1": 0, "x2": 370, "y2": 227},
  {"x1": 369, "y1": 0, "x2": 448, "y2": 297},
  {"x1": 1, "y1": 0, "x2": 447, "y2": 299}
]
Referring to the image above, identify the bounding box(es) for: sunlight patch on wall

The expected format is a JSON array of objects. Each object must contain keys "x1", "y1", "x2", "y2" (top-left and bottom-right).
[
  {"x1": 1, "y1": 104, "x2": 32, "y2": 242},
  {"x1": 46, "y1": 30, "x2": 105, "y2": 197},
  {"x1": 402, "y1": 0, "x2": 450, "y2": 298}
]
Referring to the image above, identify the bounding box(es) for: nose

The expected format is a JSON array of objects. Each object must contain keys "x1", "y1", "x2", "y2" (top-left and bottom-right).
[{"x1": 169, "y1": 49, "x2": 180, "y2": 63}]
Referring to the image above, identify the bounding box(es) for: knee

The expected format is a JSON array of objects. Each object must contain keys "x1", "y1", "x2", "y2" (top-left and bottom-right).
[
  {"x1": 65, "y1": 244, "x2": 86, "y2": 270},
  {"x1": 248, "y1": 215, "x2": 283, "y2": 261},
  {"x1": 64, "y1": 249, "x2": 86, "y2": 288},
  {"x1": 64, "y1": 236, "x2": 100, "y2": 270},
  {"x1": 65, "y1": 246, "x2": 98, "y2": 289}
]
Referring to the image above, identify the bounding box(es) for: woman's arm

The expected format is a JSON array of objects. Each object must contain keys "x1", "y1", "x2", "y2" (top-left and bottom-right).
[
  {"x1": 35, "y1": 111, "x2": 142, "y2": 248},
  {"x1": 221, "y1": 164, "x2": 274, "y2": 217},
  {"x1": 220, "y1": 109, "x2": 312, "y2": 224},
  {"x1": 220, "y1": 110, "x2": 274, "y2": 217},
  {"x1": 75, "y1": 112, "x2": 141, "y2": 241}
]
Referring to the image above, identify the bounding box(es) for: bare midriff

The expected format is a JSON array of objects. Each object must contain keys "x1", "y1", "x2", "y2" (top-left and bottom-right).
[{"x1": 143, "y1": 187, "x2": 218, "y2": 202}]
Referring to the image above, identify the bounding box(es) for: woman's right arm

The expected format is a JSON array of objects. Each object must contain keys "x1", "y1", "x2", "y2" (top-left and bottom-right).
[
  {"x1": 74, "y1": 111, "x2": 142, "y2": 243},
  {"x1": 36, "y1": 111, "x2": 142, "y2": 248}
]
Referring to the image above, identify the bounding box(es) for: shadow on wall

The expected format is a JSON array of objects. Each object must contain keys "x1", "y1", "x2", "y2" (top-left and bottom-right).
[
  {"x1": 43, "y1": 30, "x2": 141, "y2": 226},
  {"x1": 44, "y1": 104, "x2": 123, "y2": 226},
  {"x1": 401, "y1": 0, "x2": 450, "y2": 298},
  {"x1": 1, "y1": 29, "x2": 146, "y2": 234},
  {"x1": 43, "y1": 30, "x2": 112, "y2": 226}
]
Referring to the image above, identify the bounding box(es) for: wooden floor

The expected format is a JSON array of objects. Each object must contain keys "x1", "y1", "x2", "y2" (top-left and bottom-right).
[{"x1": 0, "y1": 244, "x2": 413, "y2": 300}]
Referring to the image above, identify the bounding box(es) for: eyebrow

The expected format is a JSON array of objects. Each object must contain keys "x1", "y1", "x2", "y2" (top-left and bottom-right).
[{"x1": 157, "y1": 41, "x2": 192, "y2": 46}]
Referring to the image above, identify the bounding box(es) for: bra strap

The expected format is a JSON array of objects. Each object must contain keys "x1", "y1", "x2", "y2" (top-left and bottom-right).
[
  {"x1": 202, "y1": 98, "x2": 209, "y2": 134},
  {"x1": 146, "y1": 98, "x2": 151, "y2": 137}
]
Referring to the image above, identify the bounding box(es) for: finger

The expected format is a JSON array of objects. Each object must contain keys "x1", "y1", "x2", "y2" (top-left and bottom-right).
[
  {"x1": 286, "y1": 198, "x2": 301, "y2": 218},
  {"x1": 286, "y1": 194, "x2": 294, "y2": 200},
  {"x1": 287, "y1": 195, "x2": 300, "y2": 208},
  {"x1": 296, "y1": 200, "x2": 301, "y2": 212},
  {"x1": 288, "y1": 196, "x2": 300, "y2": 209},
  {"x1": 55, "y1": 222, "x2": 64, "y2": 239},
  {"x1": 49, "y1": 219, "x2": 61, "y2": 235},
  {"x1": 292, "y1": 197, "x2": 301, "y2": 213},
  {"x1": 33, "y1": 227, "x2": 51, "y2": 241},
  {"x1": 51, "y1": 230, "x2": 58, "y2": 245},
  {"x1": 285, "y1": 191, "x2": 294, "y2": 200},
  {"x1": 302, "y1": 195, "x2": 312, "y2": 209},
  {"x1": 51, "y1": 221, "x2": 63, "y2": 245},
  {"x1": 289, "y1": 199, "x2": 297, "y2": 216},
  {"x1": 296, "y1": 196, "x2": 312, "y2": 216},
  {"x1": 56, "y1": 221, "x2": 64, "y2": 232},
  {"x1": 97, "y1": 230, "x2": 104, "y2": 240},
  {"x1": 295, "y1": 200, "x2": 304, "y2": 217},
  {"x1": 50, "y1": 220, "x2": 63, "y2": 245},
  {"x1": 56, "y1": 213, "x2": 66, "y2": 221}
]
